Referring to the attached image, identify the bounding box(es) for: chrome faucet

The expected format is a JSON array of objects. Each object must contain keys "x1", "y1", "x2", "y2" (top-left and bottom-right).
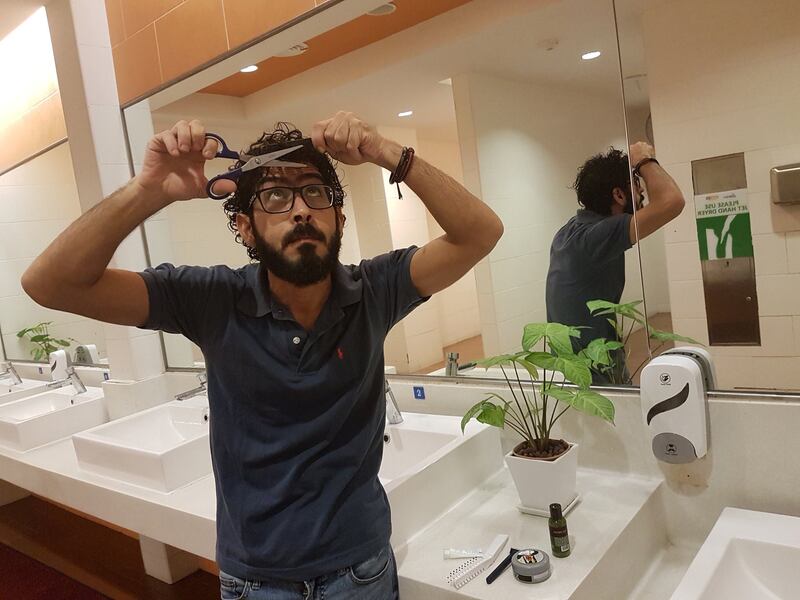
[
  {"x1": 385, "y1": 379, "x2": 403, "y2": 424},
  {"x1": 45, "y1": 367, "x2": 86, "y2": 394},
  {"x1": 175, "y1": 372, "x2": 208, "y2": 402},
  {"x1": 0, "y1": 362, "x2": 22, "y2": 386}
]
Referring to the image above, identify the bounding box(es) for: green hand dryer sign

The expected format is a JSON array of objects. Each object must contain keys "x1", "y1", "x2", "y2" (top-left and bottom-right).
[{"x1": 695, "y1": 188, "x2": 753, "y2": 261}]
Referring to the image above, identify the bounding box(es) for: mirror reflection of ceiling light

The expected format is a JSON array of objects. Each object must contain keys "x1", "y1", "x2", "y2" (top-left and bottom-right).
[
  {"x1": 398, "y1": 110, "x2": 413, "y2": 117},
  {"x1": 581, "y1": 51, "x2": 602, "y2": 60},
  {"x1": 275, "y1": 42, "x2": 309, "y2": 58},
  {"x1": 368, "y1": 3, "x2": 396, "y2": 16},
  {"x1": 240, "y1": 65, "x2": 258, "y2": 73},
  {"x1": 438, "y1": 78, "x2": 453, "y2": 86}
]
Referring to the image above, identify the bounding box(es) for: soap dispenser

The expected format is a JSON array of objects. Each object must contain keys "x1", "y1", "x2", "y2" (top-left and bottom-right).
[{"x1": 640, "y1": 347, "x2": 713, "y2": 464}]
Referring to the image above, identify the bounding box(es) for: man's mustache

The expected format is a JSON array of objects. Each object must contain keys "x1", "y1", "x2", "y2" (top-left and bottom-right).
[{"x1": 283, "y1": 223, "x2": 326, "y2": 248}]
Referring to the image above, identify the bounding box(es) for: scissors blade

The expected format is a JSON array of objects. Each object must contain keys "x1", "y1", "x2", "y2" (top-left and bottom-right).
[{"x1": 240, "y1": 144, "x2": 307, "y2": 172}]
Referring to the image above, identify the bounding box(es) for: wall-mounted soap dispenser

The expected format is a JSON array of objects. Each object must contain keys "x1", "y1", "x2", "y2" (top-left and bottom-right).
[
  {"x1": 640, "y1": 347, "x2": 715, "y2": 464},
  {"x1": 48, "y1": 349, "x2": 68, "y2": 381}
]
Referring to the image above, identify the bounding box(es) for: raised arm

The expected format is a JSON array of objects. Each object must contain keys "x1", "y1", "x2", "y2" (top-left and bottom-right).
[
  {"x1": 21, "y1": 120, "x2": 224, "y2": 326},
  {"x1": 312, "y1": 112, "x2": 503, "y2": 297},
  {"x1": 628, "y1": 141, "x2": 685, "y2": 243}
]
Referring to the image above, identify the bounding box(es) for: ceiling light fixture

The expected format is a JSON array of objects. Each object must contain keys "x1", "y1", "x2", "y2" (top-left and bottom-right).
[
  {"x1": 240, "y1": 65, "x2": 258, "y2": 73},
  {"x1": 581, "y1": 51, "x2": 602, "y2": 60},
  {"x1": 275, "y1": 42, "x2": 309, "y2": 58},
  {"x1": 368, "y1": 2, "x2": 396, "y2": 16},
  {"x1": 398, "y1": 110, "x2": 413, "y2": 118}
]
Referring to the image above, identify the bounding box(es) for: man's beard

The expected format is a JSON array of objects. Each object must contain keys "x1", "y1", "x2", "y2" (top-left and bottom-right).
[{"x1": 254, "y1": 221, "x2": 341, "y2": 287}]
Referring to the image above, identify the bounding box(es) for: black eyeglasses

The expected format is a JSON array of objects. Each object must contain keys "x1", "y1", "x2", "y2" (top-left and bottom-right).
[{"x1": 251, "y1": 184, "x2": 335, "y2": 214}]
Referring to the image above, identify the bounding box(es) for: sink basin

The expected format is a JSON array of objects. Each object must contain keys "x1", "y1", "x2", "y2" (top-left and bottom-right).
[
  {"x1": 671, "y1": 507, "x2": 800, "y2": 600},
  {"x1": 0, "y1": 387, "x2": 107, "y2": 451},
  {"x1": 0, "y1": 379, "x2": 50, "y2": 404},
  {"x1": 72, "y1": 396, "x2": 211, "y2": 493},
  {"x1": 381, "y1": 413, "x2": 502, "y2": 549}
]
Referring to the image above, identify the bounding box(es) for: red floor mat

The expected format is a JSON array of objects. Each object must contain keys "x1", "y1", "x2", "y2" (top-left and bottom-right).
[{"x1": 0, "y1": 542, "x2": 108, "y2": 599}]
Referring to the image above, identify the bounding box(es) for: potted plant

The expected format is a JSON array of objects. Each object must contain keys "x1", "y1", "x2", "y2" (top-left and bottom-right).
[
  {"x1": 16, "y1": 321, "x2": 76, "y2": 362},
  {"x1": 586, "y1": 299, "x2": 700, "y2": 385},
  {"x1": 461, "y1": 322, "x2": 615, "y2": 512}
]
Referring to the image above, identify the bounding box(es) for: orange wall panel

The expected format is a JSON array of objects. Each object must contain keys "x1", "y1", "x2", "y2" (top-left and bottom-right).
[
  {"x1": 0, "y1": 93, "x2": 67, "y2": 175},
  {"x1": 120, "y1": 0, "x2": 183, "y2": 37},
  {"x1": 155, "y1": 0, "x2": 228, "y2": 82},
  {"x1": 223, "y1": 0, "x2": 315, "y2": 50},
  {"x1": 104, "y1": 0, "x2": 126, "y2": 46},
  {"x1": 112, "y1": 24, "x2": 163, "y2": 104}
]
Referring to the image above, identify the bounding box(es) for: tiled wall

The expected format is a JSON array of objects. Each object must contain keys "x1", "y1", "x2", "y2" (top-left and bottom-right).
[
  {"x1": 644, "y1": 0, "x2": 800, "y2": 390},
  {"x1": 0, "y1": 8, "x2": 67, "y2": 176},
  {"x1": 0, "y1": 143, "x2": 107, "y2": 361},
  {"x1": 453, "y1": 72, "x2": 633, "y2": 356},
  {"x1": 106, "y1": 0, "x2": 328, "y2": 104}
]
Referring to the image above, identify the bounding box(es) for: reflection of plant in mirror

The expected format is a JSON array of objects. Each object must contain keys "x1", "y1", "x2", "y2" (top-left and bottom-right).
[
  {"x1": 587, "y1": 299, "x2": 701, "y2": 384},
  {"x1": 16, "y1": 322, "x2": 76, "y2": 362},
  {"x1": 461, "y1": 323, "x2": 615, "y2": 459}
]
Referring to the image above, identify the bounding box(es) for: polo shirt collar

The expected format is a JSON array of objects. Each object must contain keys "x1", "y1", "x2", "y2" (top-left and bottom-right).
[
  {"x1": 236, "y1": 262, "x2": 363, "y2": 318},
  {"x1": 576, "y1": 209, "x2": 606, "y2": 223}
]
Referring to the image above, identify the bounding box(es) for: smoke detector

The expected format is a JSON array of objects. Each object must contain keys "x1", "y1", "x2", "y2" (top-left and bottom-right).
[
  {"x1": 275, "y1": 42, "x2": 309, "y2": 58},
  {"x1": 368, "y1": 3, "x2": 396, "y2": 16}
]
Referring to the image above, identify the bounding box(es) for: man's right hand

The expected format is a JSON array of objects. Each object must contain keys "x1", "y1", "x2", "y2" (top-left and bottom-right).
[
  {"x1": 134, "y1": 119, "x2": 233, "y2": 203},
  {"x1": 629, "y1": 141, "x2": 655, "y2": 168}
]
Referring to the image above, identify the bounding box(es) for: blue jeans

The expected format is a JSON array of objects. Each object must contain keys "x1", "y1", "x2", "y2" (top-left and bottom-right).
[{"x1": 218, "y1": 545, "x2": 399, "y2": 600}]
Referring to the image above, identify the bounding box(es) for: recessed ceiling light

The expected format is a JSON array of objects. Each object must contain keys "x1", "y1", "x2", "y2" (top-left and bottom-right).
[
  {"x1": 582, "y1": 51, "x2": 602, "y2": 60},
  {"x1": 398, "y1": 110, "x2": 413, "y2": 118},
  {"x1": 368, "y1": 2, "x2": 396, "y2": 16},
  {"x1": 240, "y1": 65, "x2": 258, "y2": 73}
]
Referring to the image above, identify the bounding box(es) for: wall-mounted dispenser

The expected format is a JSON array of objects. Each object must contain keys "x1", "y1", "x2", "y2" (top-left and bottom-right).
[
  {"x1": 770, "y1": 162, "x2": 800, "y2": 205},
  {"x1": 640, "y1": 347, "x2": 714, "y2": 464}
]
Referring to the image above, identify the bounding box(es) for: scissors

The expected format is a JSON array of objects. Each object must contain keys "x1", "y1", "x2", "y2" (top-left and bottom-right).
[{"x1": 204, "y1": 132, "x2": 308, "y2": 200}]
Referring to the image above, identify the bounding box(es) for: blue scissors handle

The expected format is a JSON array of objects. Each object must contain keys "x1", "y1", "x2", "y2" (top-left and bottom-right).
[
  {"x1": 207, "y1": 171, "x2": 240, "y2": 200},
  {"x1": 205, "y1": 132, "x2": 241, "y2": 161}
]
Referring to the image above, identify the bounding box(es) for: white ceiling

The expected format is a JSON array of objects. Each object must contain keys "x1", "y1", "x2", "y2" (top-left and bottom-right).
[
  {"x1": 0, "y1": 0, "x2": 43, "y2": 41},
  {"x1": 157, "y1": 0, "x2": 639, "y2": 141}
]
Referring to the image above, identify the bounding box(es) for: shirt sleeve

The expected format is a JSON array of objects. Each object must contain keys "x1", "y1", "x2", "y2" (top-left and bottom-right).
[
  {"x1": 580, "y1": 214, "x2": 633, "y2": 263},
  {"x1": 360, "y1": 246, "x2": 430, "y2": 331},
  {"x1": 137, "y1": 263, "x2": 225, "y2": 345}
]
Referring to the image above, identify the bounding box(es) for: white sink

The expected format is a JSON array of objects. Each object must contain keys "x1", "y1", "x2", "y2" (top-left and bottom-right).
[
  {"x1": 671, "y1": 507, "x2": 800, "y2": 600},
  {"x1": 72, "y1": 396, "x2": 211, "y2": 493},
  {"x1": 0, "y1": 378, "x2": 50, "y2": 404},
  {"x1": 381, "y1": 413, "x2": 502, "y2": 549},
  {"x1": 0, "y1": 386, "x2": 107, "y2": 451}
]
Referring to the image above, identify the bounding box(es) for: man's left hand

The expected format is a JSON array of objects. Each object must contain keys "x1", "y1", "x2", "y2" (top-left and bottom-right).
[{"x1": 312, "y1": 112, "x2": 398, "y2": 168}]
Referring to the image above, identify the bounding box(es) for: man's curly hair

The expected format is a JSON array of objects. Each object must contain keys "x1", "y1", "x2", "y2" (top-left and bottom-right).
[
  {"x1": 571, "y1": 147, "x2": 630, "y2": 215},
  {"x1": 222, "y1": 122, "x2": 345, "y2": 261}
]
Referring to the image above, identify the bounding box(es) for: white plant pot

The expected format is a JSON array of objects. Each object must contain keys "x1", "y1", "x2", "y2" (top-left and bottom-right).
[{"x1": 505, "y1": 442, "x2": 579, "y2": 512}]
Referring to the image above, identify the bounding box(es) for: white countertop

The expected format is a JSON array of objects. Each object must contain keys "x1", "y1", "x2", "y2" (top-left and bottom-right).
[{"x1": 397, "y1": 468, "x2": 661, "y2": 599}]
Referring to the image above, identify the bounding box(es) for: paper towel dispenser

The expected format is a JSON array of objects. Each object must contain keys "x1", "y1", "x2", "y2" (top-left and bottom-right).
[{"x1": 770, "y1": 162, "x2": 800, "y2": 205}]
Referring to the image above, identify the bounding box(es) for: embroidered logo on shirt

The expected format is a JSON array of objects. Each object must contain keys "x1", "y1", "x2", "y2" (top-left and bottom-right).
[{"x1": 337, "y1": 347, "x2": 344, "y2": 360}]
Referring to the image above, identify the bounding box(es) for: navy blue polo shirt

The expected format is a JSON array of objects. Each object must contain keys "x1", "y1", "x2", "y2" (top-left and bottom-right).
[
  {"x1": 137, "y1": 247, "x2": 427, "y2": 581},
  {"x1": 545, "y1": 209, "x2": 632, "y2": 351}
]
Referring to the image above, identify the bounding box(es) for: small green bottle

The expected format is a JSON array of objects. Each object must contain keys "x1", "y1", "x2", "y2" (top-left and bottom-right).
[{"x1": 548, "y1": 503, "x2": 571, "y2": 558}]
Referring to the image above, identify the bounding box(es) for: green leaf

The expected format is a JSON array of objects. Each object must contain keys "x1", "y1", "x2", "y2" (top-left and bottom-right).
[
  {"x1": 542, "y1": 385, "x2": 576, "y2": 404},
  {"x1": 649, "y1": 327, "x2": 702, "y2": 345},
  {"x1": 56, "y1": 339, "x2": 71, "y2": 346},
  {"x1": 568, "y1": 389, "x2": 615, "y2": 424},
  {"x1": 461, "y1": 400, "x2": 487, "y2": 433},
  {"x1": 33, "y1": 348, "x2": 43, "y2": 361},
  {"x1": 587, "y1": 299, "x2": 646, "y2": 323},
  {"x1": 476, "y1": 403, "x2": 506, "y2": 428},
  {"x1": 476, "y1": 352, "x2": 527, "y2": 369},
  {"x1": 582, "y1": 338, "x2": 612, "y2": 366},
  {"x1": 29, "y1": 334, "x2": 49, "y2": 343},
  {"x1": 522, "y1": 323, "x2": 581, "y2": 354},
  {"x1": 16, "y1": 328, "x2": 29, "y2": 338},
  {"x1": 526, "y1": 352, "x2": 592, "y2": 389}
]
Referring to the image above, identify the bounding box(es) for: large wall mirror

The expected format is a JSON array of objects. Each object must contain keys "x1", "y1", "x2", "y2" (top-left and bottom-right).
[
  {"x1": 0, "y1": 143, "x2": 109, "y2": 366},
  {"x1": 122, "y1": 0, "x2": 652, "y2": 385},
  {"x1": 615, "y1": 0, "x2": 800, "y2": 393}
]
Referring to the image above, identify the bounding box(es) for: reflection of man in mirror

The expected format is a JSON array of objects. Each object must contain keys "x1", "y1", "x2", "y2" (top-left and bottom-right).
[
  {"x1": 22, "y1": 112, "x2": 504, "y2": 598},
  {"x1": 545, "y1": 142, "x2": 685, "y2": 383}
]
